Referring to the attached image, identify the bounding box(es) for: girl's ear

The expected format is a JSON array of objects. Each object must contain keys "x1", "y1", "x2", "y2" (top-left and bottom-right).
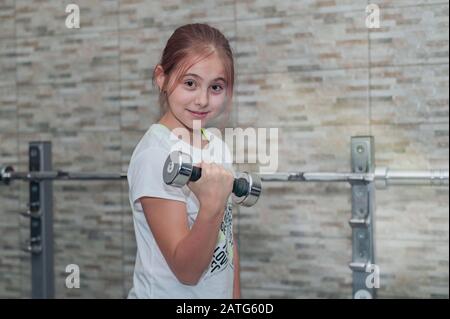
[{"x1": 154, "y1": 65, "x2": 166, "y2": 92}]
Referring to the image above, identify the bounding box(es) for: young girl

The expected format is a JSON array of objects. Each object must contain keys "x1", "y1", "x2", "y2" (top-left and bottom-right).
[{"x1": 127, "y1": 24, "x2": 240, "y2": 299}]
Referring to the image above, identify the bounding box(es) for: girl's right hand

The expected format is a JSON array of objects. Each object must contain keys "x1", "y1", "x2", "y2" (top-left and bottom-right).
[{"x1": 187, "y1": 162, "x2": 234, "y2": 219}]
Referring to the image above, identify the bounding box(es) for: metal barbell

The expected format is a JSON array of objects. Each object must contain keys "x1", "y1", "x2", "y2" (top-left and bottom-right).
[{"x1": 1, "y1": 164, "x2": 448, "y2": 188}]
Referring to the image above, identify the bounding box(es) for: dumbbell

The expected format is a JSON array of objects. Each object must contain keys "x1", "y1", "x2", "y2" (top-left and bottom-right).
[{"x1": 163, "y1": 151, "x2": 261, "y2": 207}]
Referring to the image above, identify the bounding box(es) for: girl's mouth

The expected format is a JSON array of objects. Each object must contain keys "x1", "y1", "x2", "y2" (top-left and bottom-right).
[{"x1": 187, "y1": 110, "x2": 209, "y2": 119}]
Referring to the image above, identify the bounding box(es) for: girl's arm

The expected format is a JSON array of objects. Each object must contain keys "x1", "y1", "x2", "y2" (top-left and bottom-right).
[
  {"x1": 233, "y1": 238, "x2": 241, "y2": 299},
  {"x1": 140, "y1": 161, "x2": 234, "y2": 286},
  {"x1": 141, "y1": 197, "x2": 224, "y2": 286}
]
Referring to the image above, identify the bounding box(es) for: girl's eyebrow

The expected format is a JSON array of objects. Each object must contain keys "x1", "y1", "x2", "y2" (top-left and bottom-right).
[{"x1": 184, "y1": 73, "x2": 226, "y2": 82}]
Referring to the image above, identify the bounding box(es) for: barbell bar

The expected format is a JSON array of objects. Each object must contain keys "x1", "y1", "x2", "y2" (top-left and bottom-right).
[
  {"x1": 1, "y1": 165, "x2": 448, "y2": 187},
  {"x1": 259, "y1": 168, "x2": 449, "y2": 187}
]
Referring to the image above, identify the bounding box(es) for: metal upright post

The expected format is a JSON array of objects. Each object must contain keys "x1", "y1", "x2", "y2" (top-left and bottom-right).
[
  {"x1": 27, "y1": 141, "x2": 54, "y2": 299},
  {"x1": 349, "y1": 136, "x2": 377, "y2": 299}
]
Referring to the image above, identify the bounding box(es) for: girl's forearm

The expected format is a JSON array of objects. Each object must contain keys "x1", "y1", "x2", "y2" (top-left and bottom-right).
[{"x1": 171, "y1": 205, "x2": 224, "y2": 285}]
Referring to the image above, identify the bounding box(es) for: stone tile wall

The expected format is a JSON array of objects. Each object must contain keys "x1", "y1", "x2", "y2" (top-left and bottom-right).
[{"x1": 0, "y1": 0, "x2": 448, "y2": 298}]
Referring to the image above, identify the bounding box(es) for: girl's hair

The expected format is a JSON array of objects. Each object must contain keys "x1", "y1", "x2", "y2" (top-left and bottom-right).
[{"x1": 153, "y1": 23, "x2": 234, "y2": 122}]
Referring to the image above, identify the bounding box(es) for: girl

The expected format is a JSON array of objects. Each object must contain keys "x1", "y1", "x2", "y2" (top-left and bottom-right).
[{"x1": 127, "y1": 23, "x2": 240, "y2": 299}]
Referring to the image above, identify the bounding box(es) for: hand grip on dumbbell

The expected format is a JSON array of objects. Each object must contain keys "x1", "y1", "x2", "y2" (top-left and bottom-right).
[{"x1": 163, "y1": 151, "x2": 261, "y2": 207}]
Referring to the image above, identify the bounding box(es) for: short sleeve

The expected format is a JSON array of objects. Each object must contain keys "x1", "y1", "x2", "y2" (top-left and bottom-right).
[{"x1": 128, "y1": 147, "x2": 187, "y2": 206}]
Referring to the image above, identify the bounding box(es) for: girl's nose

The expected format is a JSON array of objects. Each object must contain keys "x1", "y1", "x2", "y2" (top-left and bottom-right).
[{"x1": 195, "y1": 87, "x2": 209, "y2": 108}]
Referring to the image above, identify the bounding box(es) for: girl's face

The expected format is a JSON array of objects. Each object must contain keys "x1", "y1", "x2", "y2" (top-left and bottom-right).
[{"x1": 161, "y1": 53, "x2": 228, "y2": 130}]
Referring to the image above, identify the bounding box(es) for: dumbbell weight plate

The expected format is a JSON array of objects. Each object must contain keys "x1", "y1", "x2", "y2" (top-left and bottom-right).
[
  {"x1": 162, "y1": 151, "x2": 193, "y2": 187},
  {"x1": 232, "y1": 172, "x2": 262, "y2": 207}
]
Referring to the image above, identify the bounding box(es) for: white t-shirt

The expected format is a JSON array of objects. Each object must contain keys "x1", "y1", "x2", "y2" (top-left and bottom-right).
[{"x1": 127, "y1": 123, "x2": 235, "y2": 299}]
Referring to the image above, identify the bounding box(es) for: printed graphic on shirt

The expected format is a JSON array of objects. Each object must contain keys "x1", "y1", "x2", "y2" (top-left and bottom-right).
[{"x1": 205, "y1": 201, "x2": 234, "y2": 278}]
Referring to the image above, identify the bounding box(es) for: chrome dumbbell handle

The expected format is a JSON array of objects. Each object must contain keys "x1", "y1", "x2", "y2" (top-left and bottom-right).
[{"x1": 187, "y1": 165, "x2": 250, "y2": 198}]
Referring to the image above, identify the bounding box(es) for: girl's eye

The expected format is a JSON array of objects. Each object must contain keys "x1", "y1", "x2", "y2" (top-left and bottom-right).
[
  {"x1": 211, "y1": 84, "x2": 224, "y2": 93},
  {"x1": 184, "y1": 80, "x2": 196, "y2": 89}
]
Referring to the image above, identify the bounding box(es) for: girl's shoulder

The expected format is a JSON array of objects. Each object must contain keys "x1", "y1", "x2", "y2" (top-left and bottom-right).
[
  {"x1": 142, "y1": 124, "x2": 175, "y2": 149},
  {"x1": 129, "y1": 124, "x2": 173, "y2": 164}
]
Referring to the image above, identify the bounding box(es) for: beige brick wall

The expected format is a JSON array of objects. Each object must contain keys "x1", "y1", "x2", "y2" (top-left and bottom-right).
[{"x1": 0, "y1": 0, "x2": 448, "y2": 298}]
